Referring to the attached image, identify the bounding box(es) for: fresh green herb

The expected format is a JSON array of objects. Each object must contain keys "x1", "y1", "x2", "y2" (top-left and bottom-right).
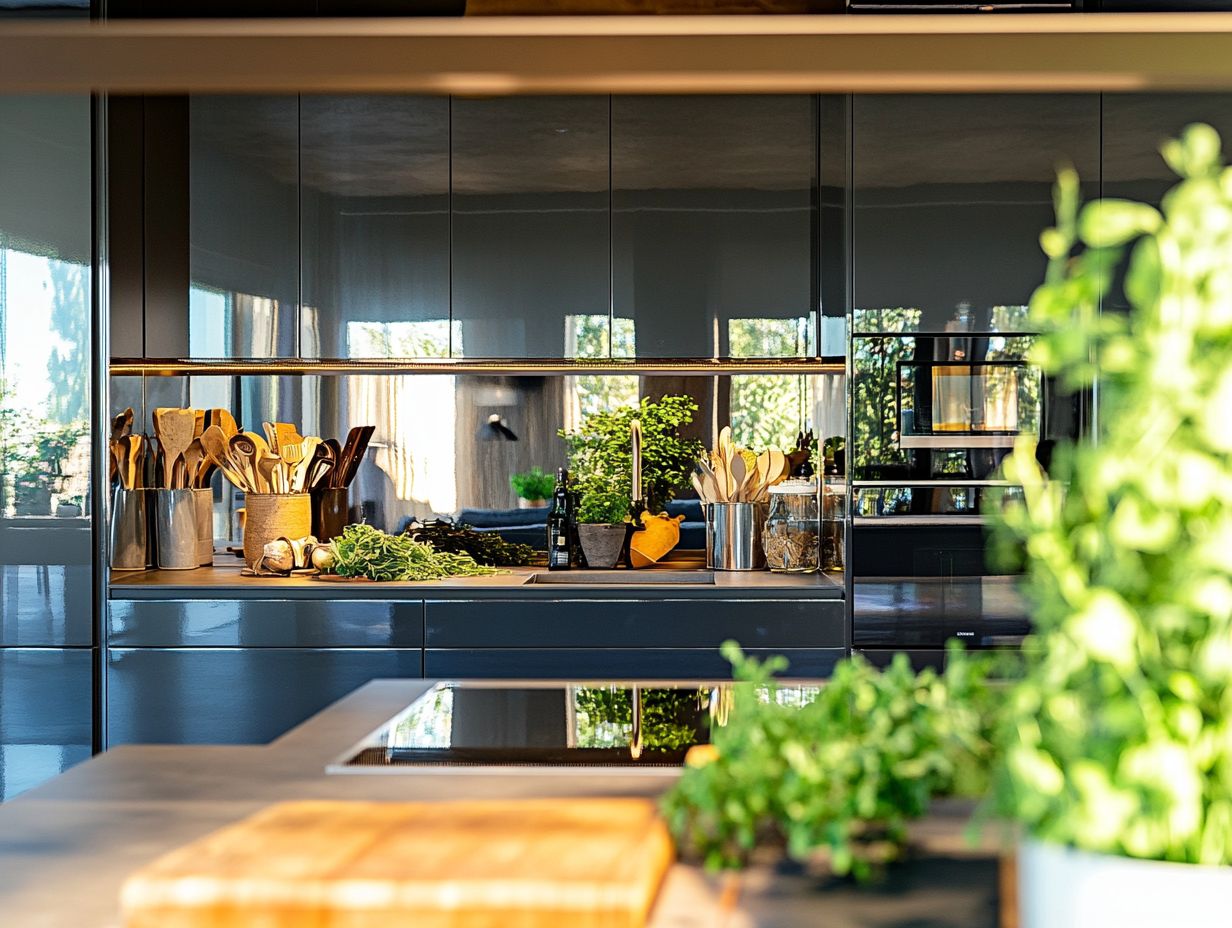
[
  {"x1": 662, "y1": 642, "x2": 997, "y2": 882},
  {"x1": 331, "y1": 523, "x2": 503, "y2": 582},
  {"x1": 990, "y1": 124, "x2": 1232, "y2": 866},
  {"x1": 404, "y1": 519, "x2": 538, "y2": 567},
  {"x1": 575, "y1": 485, "x2": 630, "y2": 526},
  {"x1": 561, "y1": 394, "x2": 703, "y2": 522},
  {"x1": 509, "y1": 467, "x2": 555, "y2": 502}
]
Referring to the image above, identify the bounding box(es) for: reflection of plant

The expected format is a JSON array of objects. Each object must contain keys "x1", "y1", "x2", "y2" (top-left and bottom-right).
[
  {"x1": 852, "y1": 330, "x2": 914, "y2": 472},
  {"x1": 574, "y1": 686, "x2": 701, "y2": 752},
  {"x1": 729, "y1": 318, "x2": 810, "y2": 449},
  {"x1": 663, "y1": 642, "x2": 996, "y2": 881},
  {"x1": 561, "y1": 394, "x2": 704, "y2": 517},
  {"x1": 991, "y1": 125, "x2": 1232, "y2": 867},
  {"x1": 509, "y1": 467, "x2": 555, "y2": 502}
]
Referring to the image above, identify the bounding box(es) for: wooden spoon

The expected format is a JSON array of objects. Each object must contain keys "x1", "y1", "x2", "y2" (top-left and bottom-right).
[
  {"x1": 229, "y1": 435, "x2": 261, "y2": 493},
  {"x1": 126, "y1": 434, "x2": 145, "y2": 491},
  {"x1": 201, "y1": 426, "x2": 247, "y2": 491},
  {"x1": 257, "y1": 453, "x2": 283, "y2": 496},
  {"x1": 182, "y1": 439, "x2": 205, "y2": 490},
  {"x1": 728, "y1": 453, "x2": 747, "y2": 503}
]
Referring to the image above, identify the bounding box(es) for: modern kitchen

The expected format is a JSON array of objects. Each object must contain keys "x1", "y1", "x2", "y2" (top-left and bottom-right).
[{"x1": 2, "y1": 4, "x2": 1232, "y2": 927}]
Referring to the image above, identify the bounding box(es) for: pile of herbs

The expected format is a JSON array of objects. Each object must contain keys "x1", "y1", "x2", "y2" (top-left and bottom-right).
[
  {"x1": 404, "y1": 519, "x2": 538, "y2": 567},
  {"x1": 330, "y1": 523, "x2": 503, "y2": 582},
  {"x1": 662, "y1": 643, "x2": 997, "y2": 882}
]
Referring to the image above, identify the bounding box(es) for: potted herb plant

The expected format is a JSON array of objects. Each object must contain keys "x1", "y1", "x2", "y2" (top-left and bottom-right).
[
  {"x1": 509, "y1": 467, "x2": 555, "y2": 509},
  {"x1": 990, "y1": 124, "x2": 1232, "y2": 927},
  {"x1": 575, "y1": 485, "x2": 630, "y2": 569}
]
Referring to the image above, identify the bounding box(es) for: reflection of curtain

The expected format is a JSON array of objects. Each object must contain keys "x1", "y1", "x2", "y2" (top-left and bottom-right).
[
  {"x1": 811, "y1": 373, "x2": 846, "y2": 445},
  {"x1": 348, "y1": 375, "x2": 456, "y2": 517}
]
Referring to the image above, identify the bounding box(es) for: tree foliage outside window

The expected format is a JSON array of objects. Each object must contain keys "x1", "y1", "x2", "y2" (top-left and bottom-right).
[{"x1": 728, "y1": 317, "x2": 810, "y2": 450}]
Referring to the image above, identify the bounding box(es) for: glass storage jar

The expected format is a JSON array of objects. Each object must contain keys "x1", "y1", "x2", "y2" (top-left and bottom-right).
[{"x1": 763, "y1": 479, "x2": 820, "y2": 573}]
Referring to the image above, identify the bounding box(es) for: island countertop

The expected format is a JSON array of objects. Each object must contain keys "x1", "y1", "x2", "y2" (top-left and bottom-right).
[{"x1": 0, "y1": 679, "x2": 1000, "y2": 928}]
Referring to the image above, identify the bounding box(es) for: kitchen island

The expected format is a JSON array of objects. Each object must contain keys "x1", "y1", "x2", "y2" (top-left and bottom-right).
[
  {"x1": 0, "y1": 678, "x2": 1000, "y2": 928},
  {"x1": 105, "y1": 565, "x2": 846, "y2": 748}
]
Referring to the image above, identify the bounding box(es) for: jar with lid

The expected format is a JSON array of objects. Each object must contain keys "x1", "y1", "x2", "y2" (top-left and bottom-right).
[{"x1": 762, "y1": 479, "x2": 820, "y2": 573}]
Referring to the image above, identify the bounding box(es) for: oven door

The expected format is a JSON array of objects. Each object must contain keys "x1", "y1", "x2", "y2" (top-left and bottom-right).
[{"x1": 850, "y1": 332, "x2": 1078, "y2": 653}]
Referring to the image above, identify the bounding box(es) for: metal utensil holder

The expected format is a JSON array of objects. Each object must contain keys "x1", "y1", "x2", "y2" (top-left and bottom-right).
[
  {"x1": 154, "y1": 488, "x2": 198, "y2": 570},
  {"x1": 192, "y1": 488, "x2": 214, "y2": 566},
  {"x1": 110, "y1": 487, "x2": 148, "y2": 571},
  {"x1": 706, "y1": 501, "x2": 768, "y2": 571}
]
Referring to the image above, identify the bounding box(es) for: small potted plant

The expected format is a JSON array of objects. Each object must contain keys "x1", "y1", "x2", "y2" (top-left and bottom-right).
[
  {"x1": 990, "y1": 124, "x2": 1232, "y2": 927},
  {"x1": 509, "y1": 467, "x2": 555, "y2": 509},
  {"x1": 575, "y1": 485, "x2": 630, "y2": 569}
]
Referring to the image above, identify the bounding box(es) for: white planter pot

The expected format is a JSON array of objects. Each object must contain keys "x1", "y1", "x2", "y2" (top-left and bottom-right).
[{"x1": 1019, "y1": 839, "x2": 1232, "y2": 928}]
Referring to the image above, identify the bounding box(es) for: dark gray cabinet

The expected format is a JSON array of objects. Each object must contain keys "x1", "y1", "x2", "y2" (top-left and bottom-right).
[
  {"x1": 189, "y1": 95, "x2": 299, "y2": 358},
  {"x1": 424, "y1": 597, "x2": 844, "y2": 680},
  {"x1": 851, "y1": 94, "x2": 1101, "y2": 335},
  {"x1": 611, "y1": 95, "x2": 816, "y2": 359},
  {"x1": 0, "y1": 649, "x2": 93, "y2": 801},
  {"x1": 106, "y1": 647, "x2": 423, "y2": 745},
  {"x1": 451, "y1": 97, "x2": 610, "y2": 359},
  {"x1": 300, "y1": 95, "x2": 450, "y2": 360}
]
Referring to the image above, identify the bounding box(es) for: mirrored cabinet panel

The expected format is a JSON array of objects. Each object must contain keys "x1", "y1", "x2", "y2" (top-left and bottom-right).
[
  {"x1": 612, "y1": 95, "x2": 816, "y2": 359},
  {"x1": 451, "y1": 97, "x2": 610, "y2": 359},
  {"x1": 300, "y1": 96, "x2": 450, "y2": 360},
  {"x1": 851, "y1": 94, "x2": 1100, "y2": 336},
  {"x1": 189, "y1": 95, "x2": 299, "y2": 358}
]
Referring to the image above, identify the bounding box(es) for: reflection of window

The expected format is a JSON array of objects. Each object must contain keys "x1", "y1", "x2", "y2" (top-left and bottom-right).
[
  {"x1": 0, "y1": 246, "x2": 90, "y2": 517},
  {"x1": 389, "y1": 684, "x2": 454, "y2": 749},
  {"x1": 347, "y1": 319, "x2": 458, "y2": 359},
  {"x1": 727, "y1": 317, "x2": 810, "y2": 450},
  {"x1": 564, "y1": 314, "x2": 638, "y2": 432}
]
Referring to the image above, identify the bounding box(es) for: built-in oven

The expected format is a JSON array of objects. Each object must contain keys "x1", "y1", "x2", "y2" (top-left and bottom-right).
[{"x1": 849, "y1": 327, "x2": 1081, "y2": 663}]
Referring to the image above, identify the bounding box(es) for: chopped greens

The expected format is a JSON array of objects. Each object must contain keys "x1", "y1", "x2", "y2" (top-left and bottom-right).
[{"x1": 330, "y1": 523, "x2": 503, "y2": 582}]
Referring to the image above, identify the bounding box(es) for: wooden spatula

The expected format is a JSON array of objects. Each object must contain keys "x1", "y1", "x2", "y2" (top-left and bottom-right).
[
  {"x1": 182, "y1": 439, "x2": 205, "y2": 490},
  {"x1": 155, "y1": 408, "x2": 196, "y2": 489},
  {"x1": 210, "y1": 408, "x2": 239, "y2": 441},
  {"x1": 201, "y1": 426, "x2": 247, "y2": 492}
]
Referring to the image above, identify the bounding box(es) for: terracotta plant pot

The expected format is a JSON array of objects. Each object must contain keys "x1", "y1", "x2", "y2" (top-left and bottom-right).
[{"x1": 577, "y1": 523, "x2": 627, "y2": 569}]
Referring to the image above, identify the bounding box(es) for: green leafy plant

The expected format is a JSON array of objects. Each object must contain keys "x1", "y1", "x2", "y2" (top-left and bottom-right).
[
  {"x1": 330, "y1": 523, "x2": 502, "y2": 582},
  {"x1": 560, "y1": 394, "x2": 704, "y2": 521},
  {"x1": 508, "y1": 467, "x2": 555, "y2": 502},
  {"x1": 990, "y1": 124, "x2": 1232, "y2": 866},
  {"x1": 576, "y1": 484, "x2": 630, "y2": 525},
  {"x1": 663, "y1": 642, "x2": 996, "y2": 882}
]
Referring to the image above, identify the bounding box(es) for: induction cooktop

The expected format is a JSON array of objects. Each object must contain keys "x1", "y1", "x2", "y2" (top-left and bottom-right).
[{"x1": 328, "y1": 680, "x2": 820, "y2": 775}]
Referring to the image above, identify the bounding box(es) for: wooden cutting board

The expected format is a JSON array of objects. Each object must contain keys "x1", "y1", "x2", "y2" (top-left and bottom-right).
[{"x1": 121, "y1": 798, "x2": 674, "y2": 928}]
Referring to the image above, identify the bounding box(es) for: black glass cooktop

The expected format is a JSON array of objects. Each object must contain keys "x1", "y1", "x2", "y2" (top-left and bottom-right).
[{"x1": 329, "y1": 681, "x2": 821, "y2": 773}]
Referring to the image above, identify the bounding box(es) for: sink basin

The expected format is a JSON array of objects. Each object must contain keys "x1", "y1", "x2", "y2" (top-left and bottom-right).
[{"x1": 524, "y1": 570, "x2": 715, "y2": 585}]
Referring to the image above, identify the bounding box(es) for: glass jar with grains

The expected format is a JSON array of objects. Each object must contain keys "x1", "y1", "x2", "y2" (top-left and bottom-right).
[{"x1": 763, "y1": 479, "x2": 820, "y2": 573}]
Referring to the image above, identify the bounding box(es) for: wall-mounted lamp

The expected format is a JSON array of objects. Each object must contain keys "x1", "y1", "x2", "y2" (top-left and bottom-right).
[{"x1": 477, "y1": 413, "x2": 518, "y2": 442}]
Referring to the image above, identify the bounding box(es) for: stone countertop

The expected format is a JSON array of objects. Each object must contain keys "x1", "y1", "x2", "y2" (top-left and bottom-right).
[
  {"x1": 109, "y1": 564, "x2": 846, "y2": 600},
  {"x1": 0, "y1": 679, "x2": 999, "y2": 928}
]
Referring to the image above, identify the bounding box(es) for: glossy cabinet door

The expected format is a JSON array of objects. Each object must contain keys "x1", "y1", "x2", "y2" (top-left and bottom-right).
[
  {"x1": 0, "y1": 649, "x2": 93, "y2": 801},
  {"x1": 451, "y1": 97, "x2": 610, "y2": 359},
  {"x1": 611, "y1": 95, "x2": 816, "y2": 359},
  {"x1": 0, "y1": 94, "x2": 94, "y2": 799},
  {"x1": 851, "y1": 94, "x2": 1101, "y2": 335},
  {"x1": 107, "y1": 648, "x2": 423, "y2": 745},
  {"x1": 300, "y1": 96, "x2": 450, "y2": 360},
  {"x1": 189, "y1": 95, "x2": 299, "y2": 358}
]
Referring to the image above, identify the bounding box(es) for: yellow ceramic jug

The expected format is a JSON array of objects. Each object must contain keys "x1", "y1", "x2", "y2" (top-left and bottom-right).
[{"x1": 629, "y1": 511, "x2": 684, "y2": 568}]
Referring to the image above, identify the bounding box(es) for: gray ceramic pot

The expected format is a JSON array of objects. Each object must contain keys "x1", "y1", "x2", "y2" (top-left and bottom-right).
[{"x1": 577, "y1": 523, "x2": 627, "y2": 569}]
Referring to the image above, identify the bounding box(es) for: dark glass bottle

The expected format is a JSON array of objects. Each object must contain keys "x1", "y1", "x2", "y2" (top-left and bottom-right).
[{"x1": 547, "y1": 468, "x2": 573, "y2": 570}]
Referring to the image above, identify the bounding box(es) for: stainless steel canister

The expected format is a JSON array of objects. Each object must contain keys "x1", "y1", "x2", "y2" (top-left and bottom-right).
[
  {"x1": 154, "y1": 488, "x2": 198, "y2": 570},
  {"x1": 110, "y1": 487, "x2": 148, "y2": 571},
  {"x1": 192, "y1": 487, "x2": 214, "y2": 566},
  {"x1": 706, "y1": 501, "x2": 769, "y2": 571}
]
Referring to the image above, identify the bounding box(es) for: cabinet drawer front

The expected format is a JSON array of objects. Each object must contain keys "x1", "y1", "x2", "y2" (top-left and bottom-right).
[
  {"x1": 0, "y1": 648, "x2": 93, "y2": 800},
  {"x1": 426, "y1": 599, "x2": 845, "y2": 649},
  {"x1": 425, "y1": 648, "x2": 844, "y2": 681},
  {"x1": 109, "y1": 599, "x2": 424, "y2": 648},
  {"x1": 107, "y1": 647, "x2": 423, "y2": 745}
]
